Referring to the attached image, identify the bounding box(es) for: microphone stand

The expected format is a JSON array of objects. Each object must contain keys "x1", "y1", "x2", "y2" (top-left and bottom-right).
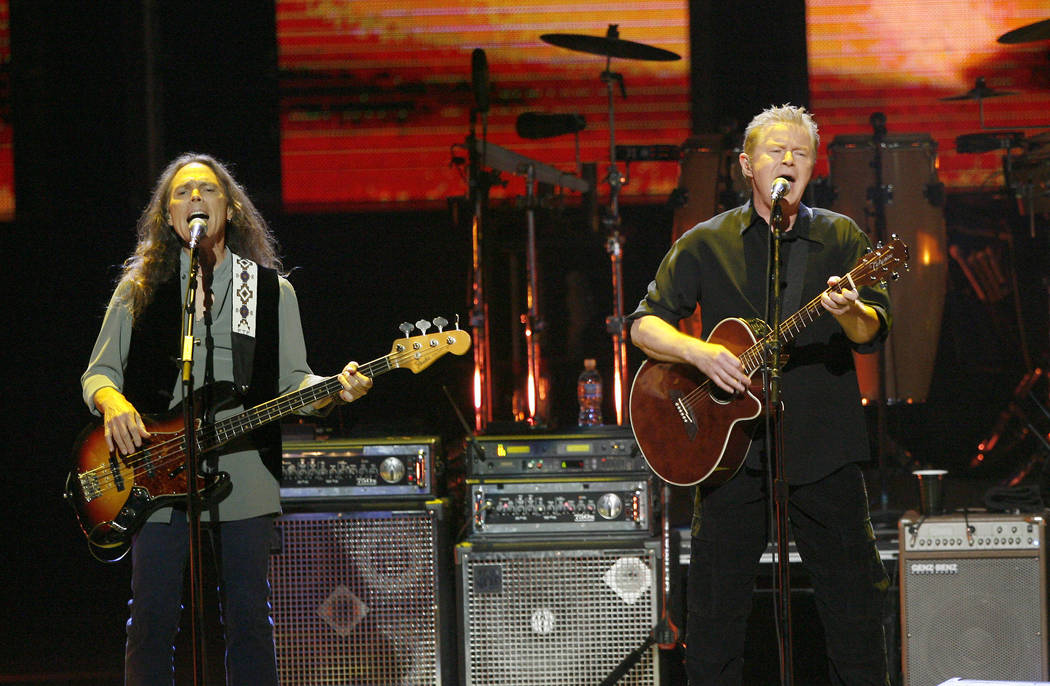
[
  {"x1": 181, "y1": 242, "x2": 209, "y2": 686},
  {"x1": 765, "y1": 198, "x2": 793, "y2": 686}
]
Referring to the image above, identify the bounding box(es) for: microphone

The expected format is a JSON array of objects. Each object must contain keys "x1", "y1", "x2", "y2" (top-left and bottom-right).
[
  {"x1": 770, "y1": 177, "x2": 791, "y2": 203},
  {"x1": 515, "y1": 112, "x2": 586, "y2": 140},
  {"x1": 188, "y1": 213, "x2": 207, "y2": 249},
  {"x1": 471, "y1": 48, "x2": 489, "y2": 114}
]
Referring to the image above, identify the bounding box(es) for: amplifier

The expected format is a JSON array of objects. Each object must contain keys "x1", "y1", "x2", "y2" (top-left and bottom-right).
[
  {"x1": 270, "y1": 501, "x2": 455, "y2": 685},
  {"x1": 469, "y1": 479, "x2": 652, "y2": 538},
  {"x1": 899, "y1": 510, "x2": 1050, "y2": 686},
  {"x1": 469, "y1": 428, "x2": 645, "y2": 479},
  {"x1": 457, "y1": 537, "x2": 661, "y2": 685},
  {"x1": 280, "y1": 436, "x2": 439, "y2": 500}
]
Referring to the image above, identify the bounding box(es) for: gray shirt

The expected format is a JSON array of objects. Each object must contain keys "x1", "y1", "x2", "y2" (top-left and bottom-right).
[{"x1": 81, "y1": 249, "x2": 324, "y2": 521}]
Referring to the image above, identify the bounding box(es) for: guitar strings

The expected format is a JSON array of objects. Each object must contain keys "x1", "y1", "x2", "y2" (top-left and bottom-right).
[
  {"x1": 79, "y1": 341, "x2": 454, "y2": 497},
  {"x1": 679, "y1": 258, "x2": 883, "y2": 408}
]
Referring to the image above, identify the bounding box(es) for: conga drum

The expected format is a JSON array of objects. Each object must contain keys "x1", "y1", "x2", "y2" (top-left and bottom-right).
[
  {"x1": 671, "y1": 135, "x2": 743, "y2": 338},
  {"x1": 828, "y1": 133, "x2": 948, "y2": 404}
]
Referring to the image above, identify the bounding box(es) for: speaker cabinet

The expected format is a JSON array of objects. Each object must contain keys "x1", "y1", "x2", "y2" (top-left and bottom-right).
[
  {"x1": 457, "y1": 538, "x2": 661, "y2": 685},
  {"x1": 270, "y1": 501, "x2": 455, "y2": 685},
  {"x1": 899, "y1": 511, "x2": 1049, "y2": 686}
]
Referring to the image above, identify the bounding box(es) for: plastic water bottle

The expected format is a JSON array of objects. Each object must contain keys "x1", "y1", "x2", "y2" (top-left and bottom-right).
[{"x1": 577, "y1": 358, "x2": 603, "y2": 427}]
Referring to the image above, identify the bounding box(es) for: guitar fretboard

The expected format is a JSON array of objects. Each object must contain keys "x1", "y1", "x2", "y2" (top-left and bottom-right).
[
  {"x1": 196, "y1": 354, "x2": 396, "y2": 453},
  {"x1": 735, "y1": 241, "x2": 901, "y2": 376}
]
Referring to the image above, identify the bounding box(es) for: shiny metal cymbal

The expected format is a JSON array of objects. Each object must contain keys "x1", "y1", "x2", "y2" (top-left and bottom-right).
[
  {"x1": 541, "y1": 25, "x2": 680, "y2": 61},
  {"x1": 940, "y1": 77, "x2": 1017, "y2": 101},
  {"x1": 998, "y1": 18, "x2": 1050, "y2": 44}
]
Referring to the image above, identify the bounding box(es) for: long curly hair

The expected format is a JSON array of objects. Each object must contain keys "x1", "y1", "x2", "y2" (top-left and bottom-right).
[{"x1": 116, "y1": 152, "x2": 283, "y2": 322}]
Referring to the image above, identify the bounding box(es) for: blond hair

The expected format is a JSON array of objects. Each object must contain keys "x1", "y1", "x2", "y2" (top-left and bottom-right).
[{"x1": 742, "y1": 104, "x2": 819, "y2": 158}]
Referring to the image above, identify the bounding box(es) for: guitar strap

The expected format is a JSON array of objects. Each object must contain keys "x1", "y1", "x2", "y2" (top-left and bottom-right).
[{"x1": 230, "y1": 252, "x2": 259, "y2": 396}]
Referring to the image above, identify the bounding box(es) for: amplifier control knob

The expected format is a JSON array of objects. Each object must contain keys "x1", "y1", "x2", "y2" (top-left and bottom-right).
[
  {"x1": 597, "y1": 493, "x2": 623, "y2": 520},
  {"x1": 379, "y1": 457, "x2": 406, "y2": 484}
]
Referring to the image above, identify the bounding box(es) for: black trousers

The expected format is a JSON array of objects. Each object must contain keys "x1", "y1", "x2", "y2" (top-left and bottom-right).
[
  {"x1": 685, "y1": 463, "x2": 889, "y2": 686},
  {"x1": 124, "y1": 514, "x2": 279, "y2": 686}
]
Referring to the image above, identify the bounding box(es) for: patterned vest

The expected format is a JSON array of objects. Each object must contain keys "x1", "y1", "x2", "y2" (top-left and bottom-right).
[{"x1": 122, "y1": 254, "x2": 282, "y2": 479}]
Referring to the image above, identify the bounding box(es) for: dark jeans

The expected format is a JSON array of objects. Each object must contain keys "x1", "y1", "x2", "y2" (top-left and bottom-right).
[
  {"x1": 685, "y1": 463, "x2": 889, "y2": 686},
  {"x1": 125, "y1": 514, "x2": 279, "y2": 686}
]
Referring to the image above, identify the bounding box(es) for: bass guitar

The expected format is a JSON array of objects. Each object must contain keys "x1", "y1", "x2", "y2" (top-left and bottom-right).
[
  {"x1": 66, "y1": 323, "x2": 471, "y2": 561},
  {"x1": 629, "y1": 238, "x2": 908, "y2": 487}
]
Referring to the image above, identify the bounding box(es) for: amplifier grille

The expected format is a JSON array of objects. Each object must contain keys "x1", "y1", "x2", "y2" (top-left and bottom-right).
[
  {"x1": 903, "y1": 556, "x2": 1045, "y2": 685},
  {"x1": 270, "y1": 509, "x2": 447, "y2": 685},
  {"x1": 459, "y1": 544, "x2": 659, "y2": 685}
]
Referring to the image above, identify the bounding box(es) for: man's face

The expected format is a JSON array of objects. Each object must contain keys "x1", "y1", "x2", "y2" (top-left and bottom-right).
[
  {"x1": 167, "y1": 162, "x2": 232, "y2": 246},
  {"x1": 739, "y1": 122, "x2": 816, "y2": 218}
]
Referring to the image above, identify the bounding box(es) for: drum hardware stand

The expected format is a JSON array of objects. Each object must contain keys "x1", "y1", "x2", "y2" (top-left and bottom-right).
[
  {"x1": 520, "y1": 162, "x2": 547, "y2": 426},
  {"x1": 467, "y1": 48, "x2": 497, "y2": 433},
  {"x1": 538, "y1": 25, "x2": 680, "y2": 426},
  {"x1": 867, "y1": 112, "x2": 897, "y2": 520},
  {"x1": 599, "y1": 24, "x2": 630, "y2": 426}
]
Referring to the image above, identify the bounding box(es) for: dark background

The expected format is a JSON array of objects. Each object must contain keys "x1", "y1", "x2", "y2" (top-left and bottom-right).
[{"x1": 2, "y1": 1, "x2": 1045, "y2": 683}]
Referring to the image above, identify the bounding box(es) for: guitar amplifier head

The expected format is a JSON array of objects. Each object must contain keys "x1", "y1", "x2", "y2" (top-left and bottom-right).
[
  {"x1": 280, "y1": 436, "x2": 439, "y2": 501},
  {"x1": 469, "y1": 429, "x2": 646, "y2": 479},
  {"x1": 468, "y1": 479, "x2": 653, "y2": 538}
]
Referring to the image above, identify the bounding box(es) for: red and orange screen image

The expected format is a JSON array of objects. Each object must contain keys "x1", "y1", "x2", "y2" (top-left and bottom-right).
[
  {"x1": 806, "y1": 1, "x2": 1049, "y2": 189},
  {"x1": 277, "y1": 2, "x2": 1047, "y2": 210},
  {"x1": 276, "y1": 0, "x2": 692, "y2": 210},
  {"x1": 0, "y1": 0, "x2": 12, "y2": 222}
]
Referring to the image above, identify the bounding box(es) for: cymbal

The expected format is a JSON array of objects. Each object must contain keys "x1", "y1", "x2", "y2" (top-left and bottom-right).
[
  {"x1": 940, "y1": 77, "x2": 1017, "y2": 101},
  {"x1": 998, "y1": 18, "x2": 1050, "y2": 44},
  {"x1": 541, "y1": 32, "x2": 681, "y2": 62}
]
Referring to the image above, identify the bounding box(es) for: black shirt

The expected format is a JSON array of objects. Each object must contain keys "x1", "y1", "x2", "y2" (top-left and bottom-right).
[{"x1": 628, "y1": 202, "x2": 891, "y2": 484}]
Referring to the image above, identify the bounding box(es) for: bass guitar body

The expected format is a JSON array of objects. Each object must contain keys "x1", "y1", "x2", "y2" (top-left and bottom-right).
[
  {"x1": 66, "y1": 323, "x2": 472, "y2": 562},
  {"x1": 66, "y1": 413, "x2": 230, "y2": 562},
  {"x1": 629, "y1": 317, "x2": 765, "y2": 487}
]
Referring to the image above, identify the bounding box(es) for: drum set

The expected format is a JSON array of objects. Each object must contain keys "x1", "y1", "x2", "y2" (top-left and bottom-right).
[
  {"x1": 463, "y1": 17, "x2": 1050, "y2": 433},
  {"x1": 465, "y1": 24, "x2": 680, "y2": 432}
]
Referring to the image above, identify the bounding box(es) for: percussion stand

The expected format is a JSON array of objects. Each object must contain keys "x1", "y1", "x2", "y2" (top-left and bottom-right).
[
  {"x1": 868, "y1": 112, "x2": 895, "y2": 518},
  {"x1": 467, "y1": 108, "x2": 500, "y2": 433},
  {"x1": 520, "y1": 162, "x2": 546, "y2": 426},
  {"x1": 599, "y1": 27, "x2": 630, "y2": 426}
]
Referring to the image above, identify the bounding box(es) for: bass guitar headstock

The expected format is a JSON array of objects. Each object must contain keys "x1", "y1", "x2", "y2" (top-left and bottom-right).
[{"x1": 390, "y1": 316, "x2": 472, "y2": 373}]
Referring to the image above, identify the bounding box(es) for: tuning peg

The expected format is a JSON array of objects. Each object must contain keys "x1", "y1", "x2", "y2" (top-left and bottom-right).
[
  {"x1": 864, "y1": 246, "x2": 873, "y2": 254},
  {"x1": 875, "y1": 240, "x2": 884, "y2": 249},
  {"x1": 454, "y1": 314, "x2": 461, "y2": 329},
  {"x1": 433, "y1": 316, "x2": 448, "y2": 332},
  {"x1": 399, "y1": 322, "x2": 414, "y2": 338},
  {"x1": 416, "y1": 319, "x2": 431, "y2": 335},
  {"x1": 891, "y1": 272, "x2": 901, "y2": 281}
]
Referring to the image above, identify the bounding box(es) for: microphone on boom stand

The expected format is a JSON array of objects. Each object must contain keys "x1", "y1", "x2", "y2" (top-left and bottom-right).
[{"x1": 771, "y1": 177, "x2": 791, "y2": 204}]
